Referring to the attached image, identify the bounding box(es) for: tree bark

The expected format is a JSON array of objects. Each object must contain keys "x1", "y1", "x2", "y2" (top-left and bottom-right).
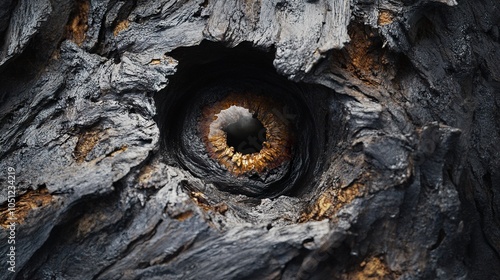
[{"x1": 0, "y1": 0, "x2": 499, "y2": 279}]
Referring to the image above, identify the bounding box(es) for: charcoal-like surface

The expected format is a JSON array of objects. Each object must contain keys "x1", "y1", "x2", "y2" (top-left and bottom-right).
[{"x1": 0, "y1": 0, "x2": 499, "y2": 279}]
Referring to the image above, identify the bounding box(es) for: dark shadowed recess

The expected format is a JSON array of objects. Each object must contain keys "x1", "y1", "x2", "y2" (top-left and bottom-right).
[{"x1": 154, "y1": 41, "x2": 343, "y2": 198}]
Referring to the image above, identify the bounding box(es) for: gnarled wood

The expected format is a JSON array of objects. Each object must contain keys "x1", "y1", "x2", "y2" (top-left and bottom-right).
[{"x1": 0, "y1": 0, "x2": 499, "y2": 279}]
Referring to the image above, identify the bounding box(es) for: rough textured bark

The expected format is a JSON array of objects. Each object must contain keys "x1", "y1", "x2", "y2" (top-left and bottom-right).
[{"x1": 0, "y1": 0, "x2": 499, "y2": 279}]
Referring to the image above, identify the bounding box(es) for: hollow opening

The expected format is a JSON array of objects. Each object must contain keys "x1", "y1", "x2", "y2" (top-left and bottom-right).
[
  {"x1": 223, "y1": 113, "x2": 267, "y2": 155},
  {"x1": 155, "y1": 41, "x2": 333, "y2": 197}
]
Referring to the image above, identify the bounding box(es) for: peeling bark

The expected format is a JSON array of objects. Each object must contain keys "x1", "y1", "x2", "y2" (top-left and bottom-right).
[{"x1": 0, "y1": 0, "x2": 499, "y2": 279}]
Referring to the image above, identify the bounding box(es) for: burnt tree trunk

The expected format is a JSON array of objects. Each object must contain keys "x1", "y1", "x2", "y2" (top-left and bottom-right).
[{"x1": 0, "y1": 0, "x2": 499, "y2": 279}]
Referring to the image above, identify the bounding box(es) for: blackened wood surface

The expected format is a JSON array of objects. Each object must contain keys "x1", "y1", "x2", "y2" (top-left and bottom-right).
[{"x1": 0, "y1": 0, "x2": 499, "y2": 279}]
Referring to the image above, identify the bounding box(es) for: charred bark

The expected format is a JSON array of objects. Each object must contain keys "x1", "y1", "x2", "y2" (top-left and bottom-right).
[{"x1": 0, "y1": 0, "x2": 499, "y2": 279}]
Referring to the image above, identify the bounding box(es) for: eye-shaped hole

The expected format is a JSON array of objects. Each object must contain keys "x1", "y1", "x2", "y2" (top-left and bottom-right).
[
  {"x1": 156, "y1": 41, "x2": 335, "y2": 198},
  {"x1": 200, "y1": 93, "x2": 293, "y2": 176}
]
